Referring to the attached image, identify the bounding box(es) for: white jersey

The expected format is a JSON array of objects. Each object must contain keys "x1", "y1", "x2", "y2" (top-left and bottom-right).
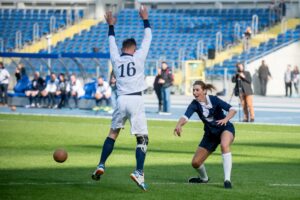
[
  {"x1": 95, "y1": 81, "x2": 111, "y2": 95},
  {"x1": 0, "y1": 68, "x2": 10, "y2": 84},
  {"x1": 109, "y1": 27, "x2": 152, "y2": 95}
]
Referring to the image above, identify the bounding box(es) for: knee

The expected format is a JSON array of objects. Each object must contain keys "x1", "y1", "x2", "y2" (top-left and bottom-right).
[
  {"x1": 136, "y1": 135, "x2": 149, "y2": 153},
  {"x1": 220, "y1": 142, "x2": 230, "y2": 153},
  {"x1": 191, "y1": 160, "x2": 201, "y2": 169}
]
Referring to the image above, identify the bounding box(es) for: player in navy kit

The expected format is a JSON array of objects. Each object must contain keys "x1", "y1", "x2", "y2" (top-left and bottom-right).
[
  {"x1": 92, "y1": 6, "x2": 151, "y2": 191},
  {"x1": 174, "y1": 80, "x2": 237, "y2": 189}
]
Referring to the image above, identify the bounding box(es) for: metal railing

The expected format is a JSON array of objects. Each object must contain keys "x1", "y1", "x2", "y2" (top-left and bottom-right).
[
  {"x1": 50, "y1": 16, "x2": 56, "y2": 33},
  {"x1": 33, "y1": 23, "x2": 40, "y2": 41},
  {"x1": 15, "y1": 31, "x2": 22, "y2": 49},
  {"x1": 216, "y1": 31, "x2": 223, "y2": 53},
  {"x1": 281, "y1": 17, "x2": 288, "y2": 33},
  {"x1": 251, "y1": 14, "x2": 259, "y2": 35},
  {"x1": 196, "y1": 39, "x2": 204, "y2": 59},
  {"x1": 234, "y1": 22, "x2": 241, "y2": 42},
  {"x1": 0, "y1": 38, "x2": 3, "y2": 52}
]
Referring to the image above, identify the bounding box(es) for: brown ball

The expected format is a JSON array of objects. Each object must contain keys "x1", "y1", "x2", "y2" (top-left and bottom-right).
[
  {"x1": 53, "y1": 149, "x2": 68, "y2": 163},
  {"x1": 11, "y1": 106, "x2": 16, "y2": 111}
]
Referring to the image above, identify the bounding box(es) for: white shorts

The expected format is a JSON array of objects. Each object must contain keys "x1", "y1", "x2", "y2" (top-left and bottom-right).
[{"x1": 111, "y1": 95, "x2": 148, "y2": 135}]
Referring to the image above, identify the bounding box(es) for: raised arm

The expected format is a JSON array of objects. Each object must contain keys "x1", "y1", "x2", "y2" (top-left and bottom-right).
[
  {"x1": 105, "y1": 11, "x2": 119, "y2": 62},
  {"x1": 135, "y1": 6, "x2": 152, "y2": 60}
]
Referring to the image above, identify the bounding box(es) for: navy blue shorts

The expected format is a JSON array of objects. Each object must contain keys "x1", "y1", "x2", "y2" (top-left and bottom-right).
[{"x1": 199, "y1": 123, "x2": 235, "y2": 152}]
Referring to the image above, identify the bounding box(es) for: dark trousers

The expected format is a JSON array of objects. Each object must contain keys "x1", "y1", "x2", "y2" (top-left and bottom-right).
[
  {"x1": 58, "y1": 92, "x2": 69, "y2": 109},
  {"x1": 0, "y1": 84, "x2": 8, "y2": 104},
  {"x1": 96, "y1": 97, "x2": 111, "y2": 107},
  {"x1": 70, "y1": 94, "x2": 78, "y2": 108},
  {"x1": 285, "y1": 82, "x2": 292, "y2": 97},
  {"x1": 29, "y1": 91, "x2": 42, "y2": 105},
  {"x1": 259, "y1": 78, "x2": 268, "y2": 96},
  {"x1": 48, "y1": 92, "x2": 57, "y2": 107},
  {"x1": 154, "y1": 87, "x2": 162, "y2": 112}
]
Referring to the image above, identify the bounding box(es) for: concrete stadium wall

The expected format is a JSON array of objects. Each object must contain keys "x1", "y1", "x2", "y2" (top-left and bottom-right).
[{"x1": 246, "y1": 41, "x2": 300, "y2": 96}]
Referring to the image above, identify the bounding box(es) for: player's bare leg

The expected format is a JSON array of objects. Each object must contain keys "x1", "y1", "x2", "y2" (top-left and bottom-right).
[
  {"x1": 92, "y1": 128, "x2": 120, "y2": 181},
  {"x1": 189, "y1": 147, "x2": 211, "y2": 183},
  {"x1": 220, "y1": 130, "x2": 234, "y2": 189}
]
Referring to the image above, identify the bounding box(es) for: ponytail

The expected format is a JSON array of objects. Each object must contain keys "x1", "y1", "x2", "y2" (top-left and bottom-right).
[{"x1": 193, "y1": 80, "x2": 216, "y2": 93}]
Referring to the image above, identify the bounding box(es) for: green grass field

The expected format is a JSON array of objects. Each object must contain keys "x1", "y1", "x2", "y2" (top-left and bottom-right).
[{"x1": 0, "y1": 114, "x2": 300, "y2": 200}]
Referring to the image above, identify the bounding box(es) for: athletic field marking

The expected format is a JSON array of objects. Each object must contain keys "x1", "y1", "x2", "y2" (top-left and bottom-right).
[
  {"x1": 2, "y1": 181, "x2": 299, "y2": 187},
  {"x1": 1, "y1": 118, "x2": 300, "y2": 129},
  {"x1": 269, "y1": 183, "x2": 300, "y2": 187},
  {"x1": 0, "y1": 181, "x2": 222, "y2": 186}
]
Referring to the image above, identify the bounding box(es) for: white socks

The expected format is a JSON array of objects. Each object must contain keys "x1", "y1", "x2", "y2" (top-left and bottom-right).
[
  {"x1": 196, "y1": 164, "x2": 208, "y2": 181},
  {"x1": 222, "y1": 152, "x2": 232, "y2": 181}
]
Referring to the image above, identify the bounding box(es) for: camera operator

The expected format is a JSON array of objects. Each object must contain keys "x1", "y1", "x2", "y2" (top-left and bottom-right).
[{"x1": 232, "y1": 63, "x2": 255, "y2": 122}]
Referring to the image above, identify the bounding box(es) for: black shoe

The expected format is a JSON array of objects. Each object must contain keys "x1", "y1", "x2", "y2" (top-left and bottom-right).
[
  {"x1": 224, "y1": 180, "x2": 232, "y2": 189},
  {"x1": 250, "y1": 118, "x2": 255, "y2": 122},
  {"x1": 188, "y1": 177, "x2": 209, "y2": 184}
]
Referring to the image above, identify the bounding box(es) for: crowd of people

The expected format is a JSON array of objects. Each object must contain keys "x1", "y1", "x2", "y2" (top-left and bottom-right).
[{"x1": 0, "y1": 61, "x2": 121, "y2": 112}]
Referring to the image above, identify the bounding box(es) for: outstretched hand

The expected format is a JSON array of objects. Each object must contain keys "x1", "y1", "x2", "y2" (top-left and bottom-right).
[
  {"x1": 104, "y1": 11, "x2": 116, "y2": 25},
  {"x1": 139, "y1": 5, "x2": 148, "y2": 20},
  {"x1": 174, "y1": 126, "x2": 182, "y2": 137}
]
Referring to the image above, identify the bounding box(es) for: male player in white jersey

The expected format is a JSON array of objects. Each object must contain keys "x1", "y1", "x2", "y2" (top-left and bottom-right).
[{"x1": 92, "y1": 6, "x2": 152, "y2": 191}]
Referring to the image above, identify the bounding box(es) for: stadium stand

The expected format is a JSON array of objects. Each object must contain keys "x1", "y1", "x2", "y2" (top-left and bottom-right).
[
  {"x1": 27, "y1": 8, "x2": 278, "y2": 79},
  {"x1": 0, "y1": 8, "x2": 84, "y2": 51}
]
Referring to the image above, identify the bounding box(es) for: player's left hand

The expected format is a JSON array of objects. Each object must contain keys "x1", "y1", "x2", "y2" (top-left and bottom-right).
[
  {"x1": 216, "y1": 118, "x2": 228, "y2": 126},
  {"x1": 104, "y1": 11, "x2": 116, "y2": 25},
  {"x1": 139, "y1": 5, "x2": 148, "y2": 20}
]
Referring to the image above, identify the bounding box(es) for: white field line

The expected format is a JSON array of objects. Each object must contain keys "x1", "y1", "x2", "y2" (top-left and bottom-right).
[
  {"x1": 0, "y1": 181, "x2": 222, "y2": 186},
  {"x1": 1, "y1": 181, "x2": 300, "y2": 187},
  {"x1": 1, "y1": 118, "x2": 300, "y2": 128},
  {"x1": 269, "y1": 183, "x2": 300, "y2": 187}
]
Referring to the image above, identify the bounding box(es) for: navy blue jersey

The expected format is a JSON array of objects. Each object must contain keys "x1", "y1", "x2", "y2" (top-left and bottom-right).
[{"x1": 184, "y1": 95, "x2": 233, "y2": 134}]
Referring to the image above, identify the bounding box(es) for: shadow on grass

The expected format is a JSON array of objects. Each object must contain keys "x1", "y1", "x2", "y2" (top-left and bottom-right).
[
  {"x1": 1, "y1": 162, "x2": 300, "y2": 199},
  {"x1": 235, "y1": 142, "x2": 300, "y2": 149}
]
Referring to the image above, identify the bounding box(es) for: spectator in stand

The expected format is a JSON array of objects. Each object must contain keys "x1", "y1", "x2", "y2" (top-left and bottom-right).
[
  {"x1": 93, "y1": 76, "x2": 112, "y2": 111},
  {"x1": 243, "y1": 27, "x2": 252, "y2": 52},
  {"x1": 56, "y1": 73, "x2": 70, "y2": 109},
  {"x1": 258, "y1": 60, "x2": 272, "y2": 96},
  {"x1": 69, "y1": 74, "x2": 84, "y2": 109},
  {"x1": 153, "y1": 68, "x2": 162, "y2": 112},
  {"x1": 158, "y1": 62, "x2": 173, "y2": 115},
  {"x1": 292, "y1": 65, "x2": 299, "y2": 95},
  {"x1": 278, "y1": 0, "x2": 286, "y2": 19},
  {"x1": 284, "y1": 65, "x2": 293, "y2": 97},
  {"x1": 15, "y1": 63, "x2": 27, "y2": 82},
  {"x1": 109, "y1": 71, "x2": 117, "y2": 113},
  {"x1": 41, "y1": 72, "x2": 59, "y2": 108},
  {"x1": 25, "y1": 71, "x2": 46, "y2": 108},
  {"x1": 0, "y1": 62, "x2": 10, "y2": 106}
]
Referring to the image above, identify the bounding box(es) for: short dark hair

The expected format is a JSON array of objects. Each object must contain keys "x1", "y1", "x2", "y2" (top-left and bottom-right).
[{"x1": 122, "y1": 38, "x2": 136, "y2": 49}]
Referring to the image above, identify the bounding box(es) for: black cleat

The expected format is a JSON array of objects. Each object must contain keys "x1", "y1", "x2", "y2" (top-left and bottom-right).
[
  {"x1": 224, "y1": 180, "x2": 232, "y2": 189},
  {"x1": 188, "y1": 177, "x2": 209, "y2": 184}
]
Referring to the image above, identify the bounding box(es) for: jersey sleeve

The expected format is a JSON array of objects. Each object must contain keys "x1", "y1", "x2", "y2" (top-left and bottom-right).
[
  {"x1": 108, "y1": 25, "x2": 120, "y2": 62},
  {"x1": 135, "y1": 20, "x2": 152, "y2": 61},
  {"x1": 216, "y1": 96, "x2": 233, "y2": 112},
  {"x1": 183, "y1": 101, "x2": 197, "y2": 120}
]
